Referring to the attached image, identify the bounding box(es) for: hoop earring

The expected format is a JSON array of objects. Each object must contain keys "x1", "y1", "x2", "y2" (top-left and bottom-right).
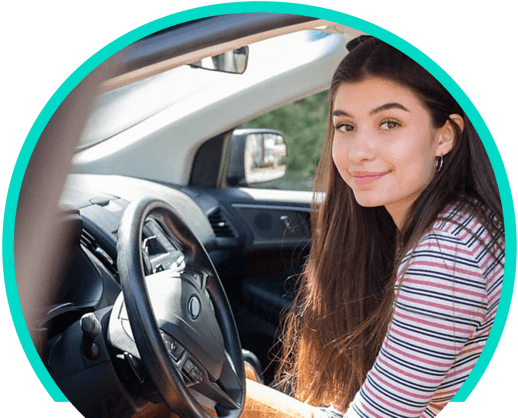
[{"x1": 435, "y1": 154, "x2": 444, "y2": 173}]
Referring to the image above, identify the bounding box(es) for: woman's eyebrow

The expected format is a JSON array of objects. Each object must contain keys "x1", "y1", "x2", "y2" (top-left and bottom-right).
[
  {"x1": 331, "y1": 109, "x2": 352, "y2": 118},
  {"x1": 332, "y1": 103, "x2": 410, "y2": 118},
  {"x1": 370, "y1": 102, "x2": 410, "y2": 115}
]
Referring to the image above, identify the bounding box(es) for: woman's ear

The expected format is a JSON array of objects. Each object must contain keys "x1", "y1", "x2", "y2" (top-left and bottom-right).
[
  {"x1": 436, "y1": 114, "x2": 464, "y2": 156},
  {"x1": 449, "y1": 113, "x2": 465, "y2": 134}
]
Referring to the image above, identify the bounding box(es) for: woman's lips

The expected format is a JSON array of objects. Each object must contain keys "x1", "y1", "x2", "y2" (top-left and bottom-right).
[{"x1": 351, "y1": 171, "x2": 389, "y2": 186}]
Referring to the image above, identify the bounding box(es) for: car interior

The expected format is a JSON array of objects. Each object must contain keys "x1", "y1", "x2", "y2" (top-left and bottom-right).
[{"x1": 13, "y1": 13, "x2": 364, "y2": 418}]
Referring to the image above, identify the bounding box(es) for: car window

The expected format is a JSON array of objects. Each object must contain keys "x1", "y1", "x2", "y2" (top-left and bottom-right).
[{"x1": 236, "y1": 90, "x2": 329, "y2": 191}]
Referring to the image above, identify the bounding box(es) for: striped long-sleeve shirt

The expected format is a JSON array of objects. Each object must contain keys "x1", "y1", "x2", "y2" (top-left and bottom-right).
[{"x1": 342, "y1": 205, "x2": 504, "y2": 418}]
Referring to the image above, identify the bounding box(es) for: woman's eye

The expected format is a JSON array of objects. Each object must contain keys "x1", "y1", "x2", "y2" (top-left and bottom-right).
[
  {"x1": 335, "y1": 123, "x2": 355, "y2": 133},
  {"x1": 380, "y1": 119, "x2": 400, "y2": 130}
]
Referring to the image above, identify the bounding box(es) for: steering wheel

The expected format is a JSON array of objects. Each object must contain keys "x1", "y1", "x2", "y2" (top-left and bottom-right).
[{"x1": 110, "y1": 197, "x2": 245, "y2": 418}]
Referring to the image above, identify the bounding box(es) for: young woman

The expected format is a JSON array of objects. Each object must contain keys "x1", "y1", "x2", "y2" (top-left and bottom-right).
[{"x1": 242, "y1": 35, "x2": 505, "y2": 418}]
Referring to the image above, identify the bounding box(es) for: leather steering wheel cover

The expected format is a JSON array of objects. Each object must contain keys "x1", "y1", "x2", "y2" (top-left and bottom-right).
[{"x1": 116, "y1": 197, "x2": 245, "y2": 418}]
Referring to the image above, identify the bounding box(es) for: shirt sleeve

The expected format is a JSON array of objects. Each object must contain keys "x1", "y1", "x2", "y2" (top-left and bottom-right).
[{"x1": 344, "y1": 228, "x2": 489, "y2": 418}]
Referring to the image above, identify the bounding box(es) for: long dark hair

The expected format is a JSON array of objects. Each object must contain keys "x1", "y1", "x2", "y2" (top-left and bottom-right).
[{"x1": 276, "y1": 36, "x2": 504, "y2": 409}]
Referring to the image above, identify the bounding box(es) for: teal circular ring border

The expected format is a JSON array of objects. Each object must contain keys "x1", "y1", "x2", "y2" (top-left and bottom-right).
[{"x1": 3, "y1": 0, "x2": 516, "y2": 406}]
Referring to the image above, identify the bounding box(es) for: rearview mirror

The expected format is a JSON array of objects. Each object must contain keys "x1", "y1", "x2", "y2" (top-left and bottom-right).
[
  {"x1": 190, "y1": 46, "x2": 249, "y2": 74},
  {"x1": 227, "y1": 129, "x2": 287, "y2": 187}
]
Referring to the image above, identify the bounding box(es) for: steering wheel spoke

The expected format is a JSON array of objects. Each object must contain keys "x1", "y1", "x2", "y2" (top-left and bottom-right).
[
  {"x1": 215, "y1": 350, "x2": 244, "y2": 408},
  {"x1": 184, "y1": 353, "x2": 242, "y2": 411},
  {"x1": 194, "y1": 378, "x2": 241, "y2": 411}
]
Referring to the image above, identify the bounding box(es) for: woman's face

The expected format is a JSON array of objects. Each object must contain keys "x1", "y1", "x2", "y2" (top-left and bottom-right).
[{"x1": 331, "y1": 77, "x2": 453, "y2": 227}]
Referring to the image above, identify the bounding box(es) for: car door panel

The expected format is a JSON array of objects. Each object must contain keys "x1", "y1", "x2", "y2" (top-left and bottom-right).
[{"x1": 191, "y1": 187, "x2": 311, "y2": 382}]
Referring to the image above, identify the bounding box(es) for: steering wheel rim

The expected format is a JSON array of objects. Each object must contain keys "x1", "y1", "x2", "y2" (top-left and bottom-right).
[{"x1": 116, "y1": 197, "x2": 245, "y2": 418}]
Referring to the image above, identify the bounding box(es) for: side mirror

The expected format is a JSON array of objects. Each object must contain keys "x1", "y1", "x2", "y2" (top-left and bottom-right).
[{"x1": 227, "y1": 129, "x2": 287, "y2": 187}]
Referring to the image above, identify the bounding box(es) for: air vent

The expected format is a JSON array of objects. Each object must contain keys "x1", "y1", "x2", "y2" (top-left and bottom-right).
[
  {"x1": 80, "y1": 229, "x2": 118, "y2": 276},
  {"x1": 208, "y1": 209, "x2": 235, "y2": 238},
  {"x1": 80, "y1": 229, "x2": 96, "y2": 249}
]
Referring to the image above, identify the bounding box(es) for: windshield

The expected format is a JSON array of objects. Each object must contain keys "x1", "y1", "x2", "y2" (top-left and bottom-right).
[{"x1": 77, "y1": 30, "x2": 342, "y2": 150}]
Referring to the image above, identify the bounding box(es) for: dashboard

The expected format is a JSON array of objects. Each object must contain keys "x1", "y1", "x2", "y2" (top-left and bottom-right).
[{"x1": 58, "y1": 173, "x2": 311, "y2": 301}]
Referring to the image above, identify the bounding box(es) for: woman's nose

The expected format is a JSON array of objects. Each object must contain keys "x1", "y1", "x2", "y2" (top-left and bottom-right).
[{"x1": 348, "y1": 130, "x2": 375, "y2": 163}]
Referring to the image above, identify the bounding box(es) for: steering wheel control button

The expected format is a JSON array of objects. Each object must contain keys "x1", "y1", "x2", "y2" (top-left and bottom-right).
[
  {"x1": 187, "y1": 295, "x2": 201, "y2": 319},
  {"x1": 183, "y1": 359, "x2": 195, "y2": 372},
  {"x1": 170, "y1": 341, "x2": 185, "y2": 361},
  {"x1": 182, "y1": 359, "x2": 203, "y2": 384},
  {"x1": 161, "y1": 331, "x2": 185, "y2": 361},
  {"x1": 190, "y1": 366, "x2": 203, "y2": 383}
]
